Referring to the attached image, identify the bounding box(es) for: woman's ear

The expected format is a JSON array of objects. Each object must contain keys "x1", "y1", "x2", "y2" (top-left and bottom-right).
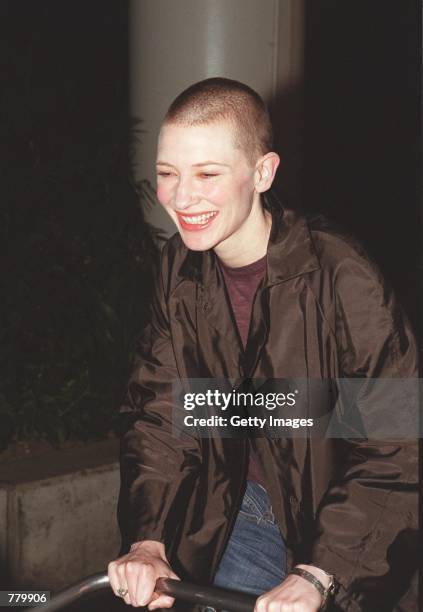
[{"x1": 254, "y1": 152, "x2": 280, "y2": 193}]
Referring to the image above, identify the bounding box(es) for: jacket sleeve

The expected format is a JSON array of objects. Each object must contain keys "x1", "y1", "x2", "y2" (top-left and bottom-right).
[
  {"x1": 117, "y1": 245, "x2": 201, "y2": 555},
  {"x1": 309, "y1": 252, "x2": 419, "y2": 610}
]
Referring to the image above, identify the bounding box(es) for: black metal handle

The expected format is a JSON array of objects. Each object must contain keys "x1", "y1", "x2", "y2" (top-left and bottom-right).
[
  {"x1": 27, "y1": 571, "x2": 257, "y2": 612},
  {"x1": 27, "y1": 572, "x2": 109, "y2": 612},
  {"x1": 156, "y1": 577, "x2": 256, "y2": 611}
]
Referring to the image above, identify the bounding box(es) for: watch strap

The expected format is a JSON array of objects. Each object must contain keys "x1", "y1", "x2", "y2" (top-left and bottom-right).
[{"x1": 289, "y1": 567, "x2": 326, "y2": 598}]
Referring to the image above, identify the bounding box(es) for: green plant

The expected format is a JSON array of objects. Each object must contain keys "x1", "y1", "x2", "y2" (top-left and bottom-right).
[{"x1": 1, "y1": 113, "x2": 164, "y2": 451}]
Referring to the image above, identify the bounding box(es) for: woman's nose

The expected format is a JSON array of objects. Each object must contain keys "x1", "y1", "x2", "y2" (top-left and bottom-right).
[{"x1": 173, "y1": 177, "x2": 198, "y2": 210}]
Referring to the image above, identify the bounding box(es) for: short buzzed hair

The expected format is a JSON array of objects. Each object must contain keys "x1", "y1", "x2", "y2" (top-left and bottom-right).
[{"x1": 163, "y1": 77, "x2": 273, "y2": 166}]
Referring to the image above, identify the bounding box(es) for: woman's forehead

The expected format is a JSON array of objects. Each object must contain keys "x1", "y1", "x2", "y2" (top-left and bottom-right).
[{"x1": 157, "y1": 120, "x2": 243, "y2": 164}]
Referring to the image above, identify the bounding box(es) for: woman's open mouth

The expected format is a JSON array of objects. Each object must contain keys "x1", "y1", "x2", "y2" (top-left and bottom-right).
[{"x1": 176, "y1": 211, "x2": 219, "y2": 231}]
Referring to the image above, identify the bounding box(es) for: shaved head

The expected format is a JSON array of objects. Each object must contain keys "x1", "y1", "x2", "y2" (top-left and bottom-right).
[{"x1": 162, "y1": 77, "x2": 273, "y2": 166}]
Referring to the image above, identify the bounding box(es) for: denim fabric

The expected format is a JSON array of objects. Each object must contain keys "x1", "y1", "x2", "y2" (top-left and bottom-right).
[{"x1": 204, "y1": 480, "x2": 287, "y2": 612}]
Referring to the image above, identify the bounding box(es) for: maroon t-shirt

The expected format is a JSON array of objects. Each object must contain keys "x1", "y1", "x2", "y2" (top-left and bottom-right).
[{"x1": 218, "y1": 254, "x2": 267, "y2": 488}]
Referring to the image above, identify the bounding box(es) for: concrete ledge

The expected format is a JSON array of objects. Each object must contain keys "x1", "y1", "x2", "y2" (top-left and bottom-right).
[{"x1": 0, "y1": 439, "x2": 121, "y2": 591}]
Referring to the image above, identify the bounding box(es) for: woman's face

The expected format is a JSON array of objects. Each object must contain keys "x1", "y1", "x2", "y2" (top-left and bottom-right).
[{"x1": 156, "y1": 120, "x2": 260, "y2": 255}]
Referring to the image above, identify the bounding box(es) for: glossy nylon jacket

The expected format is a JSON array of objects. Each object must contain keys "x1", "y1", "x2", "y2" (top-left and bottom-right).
[{"x1": 117, "y1": 201, "x2": 418, "y2": 611}]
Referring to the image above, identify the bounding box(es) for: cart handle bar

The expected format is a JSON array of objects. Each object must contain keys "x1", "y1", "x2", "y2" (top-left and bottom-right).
[{"x1": 27, "y1": 571, "x2": 257, "y2": 612}]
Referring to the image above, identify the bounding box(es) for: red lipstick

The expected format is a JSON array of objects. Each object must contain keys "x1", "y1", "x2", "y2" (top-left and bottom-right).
[{"x1": 176, "y1": 211, "x2": 219, "y2": 232}]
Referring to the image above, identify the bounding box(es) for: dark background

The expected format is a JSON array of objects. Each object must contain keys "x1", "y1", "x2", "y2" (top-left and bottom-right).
[
  {"x1": 1, "y1": 1, "x2": 158, "y2": 449},
  {"x1": 304, "y1": 0, "x2": 421, "y2": 330},
  {"x1": 1, "y1": 1, "x2": 421, "y2": 450}
]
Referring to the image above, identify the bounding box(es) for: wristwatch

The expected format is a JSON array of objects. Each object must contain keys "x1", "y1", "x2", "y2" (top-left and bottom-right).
[{"x1": 290, "y1": 566, "x2": 338, "y2": 610}]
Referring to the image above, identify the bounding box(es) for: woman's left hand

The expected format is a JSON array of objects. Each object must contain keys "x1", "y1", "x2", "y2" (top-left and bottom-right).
[{"x1": 254, "y1": 564, "x2": 329, "y2": 612}]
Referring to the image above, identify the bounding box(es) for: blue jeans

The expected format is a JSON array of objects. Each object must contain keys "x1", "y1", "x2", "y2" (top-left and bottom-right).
[{"x1": 205, "y1": 480, "x2": 287, "y2": 611}]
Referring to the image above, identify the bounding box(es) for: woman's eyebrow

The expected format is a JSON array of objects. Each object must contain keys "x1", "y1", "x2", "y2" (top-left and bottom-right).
[
  {"x1": 192, "y1": 161, "x2": 230, "y2": 167},
  {"x1": 156, "y1": 161, "x2": 230, "y2": 167}
]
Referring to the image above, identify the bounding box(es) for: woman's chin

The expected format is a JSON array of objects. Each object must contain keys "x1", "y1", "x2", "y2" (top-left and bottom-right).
[{"x1": 178, "y1": 229, "x2": 217, "y2": 251}]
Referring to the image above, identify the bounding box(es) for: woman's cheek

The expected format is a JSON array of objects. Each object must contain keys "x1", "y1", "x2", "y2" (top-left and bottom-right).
[
  {"x1": 156, "y1": 184, "x2": 170, "y2": 206},
  {"x1": 202, "y1": 182, "x2": 222, "y2": 201}
]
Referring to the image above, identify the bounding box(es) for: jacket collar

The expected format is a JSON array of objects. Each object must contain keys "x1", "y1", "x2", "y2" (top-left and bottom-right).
[{"x1": 178, "y1": 191, "x2": 321, "y2": 288}]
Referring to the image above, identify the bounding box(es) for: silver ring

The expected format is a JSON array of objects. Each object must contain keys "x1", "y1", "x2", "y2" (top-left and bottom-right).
[{"x1": 117, "y1": 587, "x2": 128, "y2": 598}]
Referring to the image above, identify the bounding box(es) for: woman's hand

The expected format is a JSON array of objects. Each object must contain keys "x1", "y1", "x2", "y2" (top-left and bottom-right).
[
  {"x1": 254, "y1": 564, "x2": 329, "y2": 612},
  {"x1": 108, "y1": 540, "x2": 180, "y2": 609}
]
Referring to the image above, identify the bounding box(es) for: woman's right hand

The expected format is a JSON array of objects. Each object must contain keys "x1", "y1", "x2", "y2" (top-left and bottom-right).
[{"x1": 108, "y1": 539, "x2": 180, "y2": 609}]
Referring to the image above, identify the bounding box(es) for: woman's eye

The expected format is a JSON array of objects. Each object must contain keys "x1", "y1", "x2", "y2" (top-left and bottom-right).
[
  {"x1": 200, "y1": 173, "x2": 217, "y2": 179},
  {"x1": 157, "y1": 172, "x2": 172, "y2": 177}
]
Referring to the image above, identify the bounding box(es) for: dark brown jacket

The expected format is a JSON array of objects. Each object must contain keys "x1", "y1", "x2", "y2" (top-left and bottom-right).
[{"x1": 117, "y1": 205, "x2": 418, "y2": 611}]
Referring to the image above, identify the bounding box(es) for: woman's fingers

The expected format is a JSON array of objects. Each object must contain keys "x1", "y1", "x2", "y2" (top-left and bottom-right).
[
  {"x1": 107, "y1": 551, "x2": 180, "y2": 608},
  {"x1": 108, "y1": 559, "x2": 130, "y2": 605}
]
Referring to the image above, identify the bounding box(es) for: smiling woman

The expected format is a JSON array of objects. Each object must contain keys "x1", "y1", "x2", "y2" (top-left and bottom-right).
[
  {"x1": 112, "y1": 77, "x2": 418, "y2": 612},
  {"x1": 155, "y1": 120, "x2": 279, "y2": 265},
  {"x1": 154, "y1": 78, "x2": 280, "y2": 265}
]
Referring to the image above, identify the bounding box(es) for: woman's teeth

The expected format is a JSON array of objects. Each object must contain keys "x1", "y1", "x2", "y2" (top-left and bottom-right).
[{"x1": 181, "y1": 212, "x2": 217, "y2": 224}]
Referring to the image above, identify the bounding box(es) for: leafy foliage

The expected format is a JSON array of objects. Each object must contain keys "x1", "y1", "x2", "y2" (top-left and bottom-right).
[{"x1": 0, "y1": 113, "x2": 162, "y2": 451}]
